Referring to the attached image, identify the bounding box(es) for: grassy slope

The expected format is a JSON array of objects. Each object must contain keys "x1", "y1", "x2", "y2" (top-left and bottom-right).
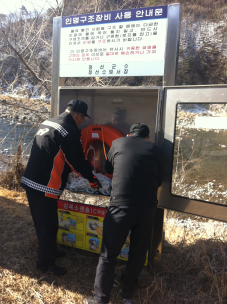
[{"x1": 0, "y1": 187, "x2": 227, "y2": 303}]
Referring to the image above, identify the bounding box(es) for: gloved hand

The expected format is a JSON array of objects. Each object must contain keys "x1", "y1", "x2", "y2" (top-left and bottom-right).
[{"x1": 90, "y1": 178, "x2": 102, "y2": 192}]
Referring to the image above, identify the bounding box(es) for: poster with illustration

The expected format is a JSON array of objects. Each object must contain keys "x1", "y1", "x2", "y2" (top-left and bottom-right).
[
  {"x1": 59, "y1": 212, "x2": 64, "y2": 224},
  {"x1": 58, "y1": 210, "x2": 78, "y2": 230},
  {"x1": 87, "y1": 220, "x2": 103, "y2": 236},
  {"x1": 58, "y1": 201, "x2": 148, "y2": 264},
  {"x1": 126, "y1": 230, "x2": 131, "y2": 243},
  {"x1": 66, "y1": 217, "x2": 76, "y2": 229},
  {"x1": 89, "y1": 237, "x2": 100, "y2": 252},
  {"x1": 119, "y1": 242, "x2": 130, "y2": 259},
  {"x1": 61, "y1": 232, "x2": 76, "y2": 245},
  {"x1": 86, "y1": 235, "x2": 101, "y2": 253}
]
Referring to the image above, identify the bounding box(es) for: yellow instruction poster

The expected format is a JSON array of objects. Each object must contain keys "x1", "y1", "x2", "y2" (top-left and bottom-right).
[{"x1": 57, "y1": 200, "x2": 147, "y2": 265}]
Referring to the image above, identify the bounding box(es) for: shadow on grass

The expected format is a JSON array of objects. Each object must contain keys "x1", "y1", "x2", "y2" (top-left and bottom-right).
[
  {"x1": 1, "y1": 196, "x2": 227, "y2": 303},
  {"x1": 0, "y1": 195, "x2": 130, "y2": 303}
]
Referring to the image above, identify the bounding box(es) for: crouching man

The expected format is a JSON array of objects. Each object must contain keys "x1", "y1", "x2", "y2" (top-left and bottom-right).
[{"x1": 85, "y1": 123, "x2": 164, "y2": 303}]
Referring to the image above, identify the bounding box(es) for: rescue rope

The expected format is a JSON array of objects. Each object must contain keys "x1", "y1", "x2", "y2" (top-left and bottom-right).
[
  {"x1": 83, "y1": 124, "x2": 92, "y2": 153},
  {"x1": 66, "y1": 171, "x2": 112, "y2": 196},
  {"x1": 85, "y1": 145, "x2": 96, "y2": 173},
  {"x1": 101, "y1": 125, "x2": 107, "y2": 160},
  {"x1": 67, "y1": 144, "x2": 111, "y2": 195}
]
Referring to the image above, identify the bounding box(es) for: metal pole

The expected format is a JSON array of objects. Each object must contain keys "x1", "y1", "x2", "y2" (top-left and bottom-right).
[
  {"x1": 149, "y1": 208, "x2": 166, "y2": 272},
  {"x1": 149, "y1": 3, "x2": 181, "y2": 272},
  {"x1": 163, "y1": 3, "x2": 181, "y2": 86},
  {"x1": 51, "y1": 17, "x2": 62, "y2": 118}
]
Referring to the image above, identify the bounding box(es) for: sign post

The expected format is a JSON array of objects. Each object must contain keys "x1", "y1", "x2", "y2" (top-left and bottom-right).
[
  {"x1": 51, "y1": 4, "x2": 181, "y2": 272},
  {"x1": 51, "y1": 3, "x2": 181, "y2": 117}
]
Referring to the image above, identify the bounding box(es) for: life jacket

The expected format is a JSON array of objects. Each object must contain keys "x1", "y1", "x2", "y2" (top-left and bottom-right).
[{"x1": 80, "y1": 125, "x2": 123, "y2": 178}]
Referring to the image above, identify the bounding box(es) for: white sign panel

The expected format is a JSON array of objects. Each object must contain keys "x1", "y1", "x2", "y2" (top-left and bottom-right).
[{"x1": 60, "y1": 6, "x2": 168, "y2": 77}]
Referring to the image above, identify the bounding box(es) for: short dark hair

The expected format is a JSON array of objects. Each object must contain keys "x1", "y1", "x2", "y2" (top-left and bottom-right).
[{"x1": 129, "y1": 123, "x2": 150, "y2": 138}]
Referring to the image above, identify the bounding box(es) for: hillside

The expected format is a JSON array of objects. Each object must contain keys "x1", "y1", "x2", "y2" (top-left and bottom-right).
[{"x1": 0, "y1": 0, "x2": 226, "y2": 99}]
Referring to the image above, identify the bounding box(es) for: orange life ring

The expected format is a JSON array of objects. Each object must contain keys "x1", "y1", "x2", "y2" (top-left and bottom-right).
[{"x1": 81, "y1": 125, "x2": 123, "y2": 178}]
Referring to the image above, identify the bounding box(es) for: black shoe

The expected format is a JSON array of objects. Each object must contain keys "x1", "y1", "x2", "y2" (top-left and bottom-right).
[
  {"x1": 47, "y1": 264, "x2": 67, "y2": 276},
  {"x1": 37, "y1": 248, "x2": 66, "y2": 258},
  {"x1": 56, "y1": 249, "x2": 66, "y2": 258},
  {"x1": 119, "y1": 274, "x2": 138, "y2": 299},
  {"x1": 83, "y1": 297, "x2": 107, "y2": 304},
  {"x1": 36, "y1": 263, "x2": 67, "y2": 276}
]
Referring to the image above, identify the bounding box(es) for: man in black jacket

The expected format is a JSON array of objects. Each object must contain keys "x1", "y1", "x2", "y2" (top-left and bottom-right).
[
  {"x1": 21, "y1": 99, "x2": 101, "y2": 276},
  {"x1": 85, "y1": 123, "x2": 163, "y2": 304}
]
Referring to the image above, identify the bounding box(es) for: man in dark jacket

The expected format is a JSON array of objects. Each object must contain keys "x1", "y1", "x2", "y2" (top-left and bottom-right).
[
  {"x1": 85, "y1": 123, "x2": 164, "y2": 304},
  {"x1": 21, "y1": 99, "x2": 101, "y2": 276}
]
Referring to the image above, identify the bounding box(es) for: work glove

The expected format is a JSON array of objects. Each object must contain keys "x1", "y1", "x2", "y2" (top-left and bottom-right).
[{"x1": 90, "y1": 178, "x2": 102, "y2": 192}]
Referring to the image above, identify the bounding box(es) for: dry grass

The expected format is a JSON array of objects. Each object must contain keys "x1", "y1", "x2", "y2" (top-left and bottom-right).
[
  {"x1": 1, "y1": 187, "x2": 227, "y2": 303},
  {"x1": 0, "y1": 146, "x2": 26, "y2": 191}
]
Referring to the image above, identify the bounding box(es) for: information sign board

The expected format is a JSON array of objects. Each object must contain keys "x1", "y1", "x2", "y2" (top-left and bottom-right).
[{"x1": 60, "y1": 6, "x2": 168, "y2": 77}]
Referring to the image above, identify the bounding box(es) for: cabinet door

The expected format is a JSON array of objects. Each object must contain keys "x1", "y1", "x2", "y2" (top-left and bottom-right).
[{"x1": 158, "y1": 85, "x2": 227, "y2": 222}]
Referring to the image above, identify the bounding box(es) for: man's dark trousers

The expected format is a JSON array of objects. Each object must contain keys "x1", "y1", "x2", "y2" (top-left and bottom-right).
[
  {"x1": 26, "y1": 188, "x2": 58, "y2": 268},
  {"x1": 94, "y1": 206, "x2": 155, "y2": 304}
]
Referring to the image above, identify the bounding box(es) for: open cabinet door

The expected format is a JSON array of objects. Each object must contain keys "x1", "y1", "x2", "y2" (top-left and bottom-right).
[{"x1": 158, "y1": 85, "x2": 227, "y2": 222}]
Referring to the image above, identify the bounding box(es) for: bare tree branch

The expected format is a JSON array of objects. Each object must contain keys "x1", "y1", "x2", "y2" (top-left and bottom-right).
[
  {"x1": 40, "y1": 38, "x2": 52, "y2": 49},
  {"x1": 19, "y1": 15, "x2": 52, "y2": 56},
  {"x1": 1, "y1": 30, "x2": 51, "y2": 94}
]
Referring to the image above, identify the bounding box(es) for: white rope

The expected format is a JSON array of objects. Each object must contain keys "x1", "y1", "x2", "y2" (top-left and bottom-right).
[
  {"x1": 66, "y1": 171, "x2": 112, "y2": 195},
  {"x1": 66, "y1": 145, "x2": 112, "y2": 195}
]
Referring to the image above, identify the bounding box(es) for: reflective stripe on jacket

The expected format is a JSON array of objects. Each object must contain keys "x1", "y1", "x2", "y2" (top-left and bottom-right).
[{"x1": 21, "y1": 112, "x2": 94, "y2": 198}]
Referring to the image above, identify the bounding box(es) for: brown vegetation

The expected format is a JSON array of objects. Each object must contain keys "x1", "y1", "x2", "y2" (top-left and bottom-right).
[
  {"x1": 0, "y1": 145, "x2": 26, "y2": 191},
  {"x1": 0, "y1": 0, "x2": 227, "y2": 96},
  {"x1": 1, "y1": 187, "x2": 227, "y2": 303}
]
